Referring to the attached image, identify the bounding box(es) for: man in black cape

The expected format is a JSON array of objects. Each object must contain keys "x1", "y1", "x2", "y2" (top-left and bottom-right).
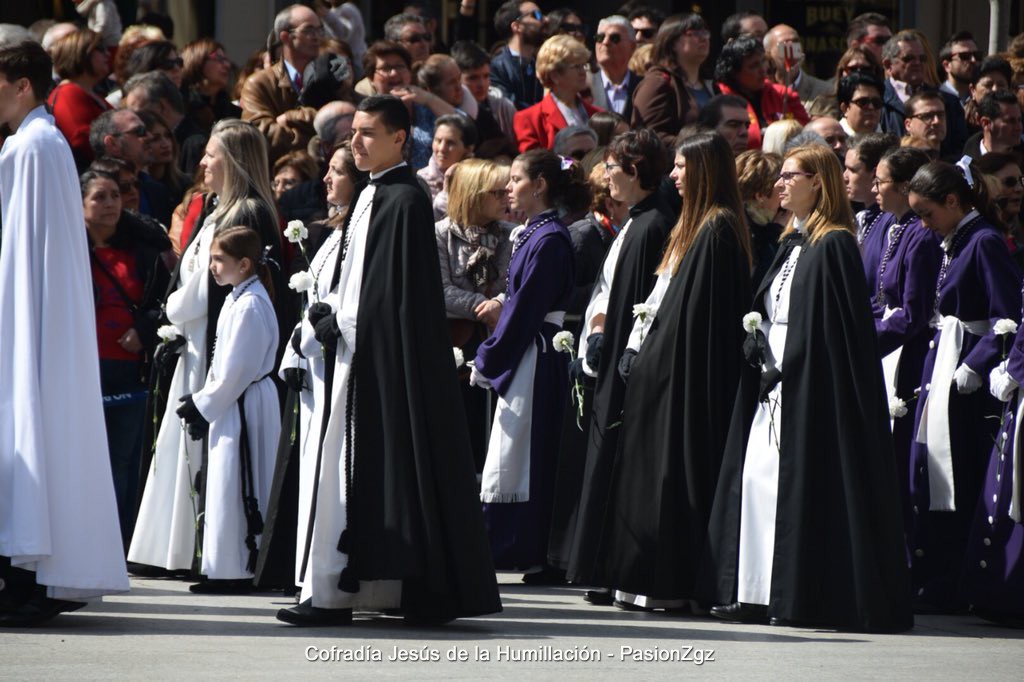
[
  {"x1": 699, "y1": 228, "x2": 913, "y2": 632},
  {"x1": 278, "y1": 94, "x2": 501, "y2": 625}
]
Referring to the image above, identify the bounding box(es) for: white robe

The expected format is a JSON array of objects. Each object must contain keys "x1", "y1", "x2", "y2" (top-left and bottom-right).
[
  {"x1": 193, "y1": 278, "x2": 280, "y2": 579},
  {"x1": 297, "y1": 181, "x2": 402, "y2": 609},
  {"x1": 737, "y1": 242, "x2": 803, "y2": 606},
  {"x1": 128, "y1": 213, "x2": 216, "y2": 569},
  {"x1": 0, "y1": 106, "x2": 128, "y2": 599},
  {"x1": 579, "y1": 217, "x2": 632, "y2": 374}
]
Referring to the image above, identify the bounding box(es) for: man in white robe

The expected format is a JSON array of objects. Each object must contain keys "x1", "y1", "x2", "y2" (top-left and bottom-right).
[{"x1": 0, "y1": 40, "x2": 128, "y2": 627}]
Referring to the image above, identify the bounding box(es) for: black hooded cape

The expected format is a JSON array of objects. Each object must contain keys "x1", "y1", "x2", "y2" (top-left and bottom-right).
[
  {"x1": 698, "y1": 228, "x2": 913, "y2": 632},
  {"x1": 549, "y1": 192, "x2": 674, "y2": 576},
  {"x1": 326, "y1": 166, "x2": 501, "y2": 619},
  {"x1": 585, "y1": 213, "x2": 751, "y2": 597}
]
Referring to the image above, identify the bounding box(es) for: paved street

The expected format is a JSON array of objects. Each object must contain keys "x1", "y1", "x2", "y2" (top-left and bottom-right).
[{"x1": 2, "y1": 573, "x2": 1022, "y2": 680}]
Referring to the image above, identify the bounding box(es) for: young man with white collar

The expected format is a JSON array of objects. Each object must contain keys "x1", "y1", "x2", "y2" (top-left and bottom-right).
[
  {"x1": 278, "y1": 95, "x2": 500, "y2": 627},
  {"x1": 0, "y1": 39, "x2": 128, "y2": 627}
]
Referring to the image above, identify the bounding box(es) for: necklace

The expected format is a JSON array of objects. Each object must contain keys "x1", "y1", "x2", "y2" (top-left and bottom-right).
[
  {"x1": 187, "y1": 198, "x2": 219, "y2": 273},
  {"x1": 313, "y1": 229, "x2": 343, "y2": 286},
  {"x1": 875, "y1": 213, "x2": 917, "y2": 305},
  {"x1": 506, "y1": 212, "x2": 558, "y2": 292},
  {"x1": 932, "y1": 214, "x2": 983, "y2": 319},
  {"x1": 771, "y1": 243, "x2": 801, "y2": 321},
  {"x1": 336, "y1": 194, "x2": 374, "y2": 279},
  {"x1": 857, "y1": 208, "x2": 887, "y2": 246}
]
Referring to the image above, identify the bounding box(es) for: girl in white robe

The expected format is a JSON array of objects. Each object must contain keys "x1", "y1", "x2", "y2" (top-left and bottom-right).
[{"x1": 177, "y1": 227, "x2": 280, "y2": 592}]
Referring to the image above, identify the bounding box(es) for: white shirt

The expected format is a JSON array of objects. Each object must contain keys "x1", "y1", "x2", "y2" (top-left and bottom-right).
[
  {"x1": 600, "y1": 70, "x2": 632, "y2": 116},
  {"x1": 552, "y1": 94, "x2": 588, "y2": 127}
]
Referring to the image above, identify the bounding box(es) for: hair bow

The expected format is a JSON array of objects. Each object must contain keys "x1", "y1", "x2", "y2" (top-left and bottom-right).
[
  {"x1": 559, "y1": 155, "x2": 575, "y2": 171},
  {"x1": 258, "y1": 245, "x2": 280, "y2": 271},
  {"x1": 955, "y1": 155, "x2": 975, "y2": 189}
]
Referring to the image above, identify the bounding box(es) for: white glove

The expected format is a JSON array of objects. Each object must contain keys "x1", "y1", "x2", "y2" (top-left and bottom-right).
[
  {"x1": 989, "y1": 361, "x2": 1019, "y2": 402},
  {"x1": 953, "y1": 363, "x2": 983, "y2": 394},
  {"x1": 469, "y1": 365, "x2": 492, "y2": 390}
]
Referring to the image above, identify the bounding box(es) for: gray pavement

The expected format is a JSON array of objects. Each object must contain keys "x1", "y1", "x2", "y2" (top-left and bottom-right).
[{"x1": 1, "y1": 573, "x2": 1022, "y2": 680}]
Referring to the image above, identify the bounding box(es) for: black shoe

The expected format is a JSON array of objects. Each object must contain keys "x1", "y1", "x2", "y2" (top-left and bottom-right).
[
  {"x1": 127, "y1": 563, "x2": 176, "y2": 578},
  {"x1": 709, "y1": 602, "x2": 769, "y2": 624},
  {"x1": 972, "y1": 607, "x2": 1024, "y2": 629},
  {"x1": 769, "y1": 616, "x2": 789, "y2": 626},
  {"x1": 583, "y1": 588, "x2": 613, "y2": 605},
  {"x1": 613, "y1": 599, "x2": 652, "y2": 612},
  {"x1": 276, "y1": 599, "x2": 353, "y2": 626},
  {"x1": 188, "y1": 579, "x2": 253, "y2": 595},
  {"x1": 404, "y1": 610, "x2": 456, "y2": 626},
  {"x1": 521, "y1": 566, "x2": 566, "y2": 585},
  {"x1": 0, "y1": 593, "x2": 86, "y2": 628}
]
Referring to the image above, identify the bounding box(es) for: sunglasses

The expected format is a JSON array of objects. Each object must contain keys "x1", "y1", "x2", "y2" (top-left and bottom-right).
[
  {"x1": 865, "y1": 35, "x2": 891, "y2": 46},
  {"x1": 951, "y1": 51, "x2": 982, "y2": 62},
  {"x1": 161, "y1": 57, "x2": 184, "y2": 70},
  {"x1": 634, "y1": 27, "x2": 656, "y2": 39},
  {"x1": 896, "y1": 53, "x2": 925, "y2": 64},
  {"x1": 518, "y1": 9, "x2": 543, "y2": 22},
  {"x1": 403, "y1": 33, "x2": 431, "y2": 44},
  {"x1": 908, "y1": 110, "x2": 946, "y2": 122},
  {"x1": 595, "y1": 32, "x2": 623, "y2": 44},
  {"x1": 851, "y1": 96, "x2": 883, "y2": 109},
  {"x1": 115, "y1": 125, "x2": 148, "y2": 138},
  {"x1": 1001, "y1": 175, "x2": 1024, "y2": 189}
]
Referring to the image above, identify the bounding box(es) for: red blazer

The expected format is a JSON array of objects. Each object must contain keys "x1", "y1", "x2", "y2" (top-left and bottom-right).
[
  {"x1": 717, "y1": 80, "x2": 809, "y2": 151},
  {"x1": 513, "y1": 92, "x2": 602, "y2": 152},
  {"x1": 47, "y1": 81, "x2": 111, "y2": 170}
]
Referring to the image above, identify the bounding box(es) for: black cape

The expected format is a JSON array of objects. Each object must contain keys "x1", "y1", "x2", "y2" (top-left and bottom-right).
[
  {"x1": 699, "y1": 229, "x2": 913, "y2": 632},
  {"x1": 585, "y1": 213, "x2": 751, "y2": 598},
  {"x1": 549, "y1": 192, "x2": 673, "y2": 575},
  {"x1": 325, "y1": 166, "x2": 501, "y2": 619}
]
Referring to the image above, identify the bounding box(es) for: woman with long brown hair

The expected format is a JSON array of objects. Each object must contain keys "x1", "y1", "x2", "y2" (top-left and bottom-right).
[
  {"x1": 585, "y1": 132, "x2": 751, "y2": 610},
  {"x1": 704, "y1": 145, "x2": 913, "y2": 632}
]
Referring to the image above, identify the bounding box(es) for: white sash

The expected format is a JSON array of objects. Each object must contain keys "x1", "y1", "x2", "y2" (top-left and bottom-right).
[
  {"x1": 480, "y1": 311, "x2": 564, "y2": 503},
  {"x1": 881, "y1": 307, "x2": 904, "y2": 416},
  {"x1": 915, "y1": 315, "x2": 992, "y2": 511},
  {"x1": 1011, "y1": 390, "x2": 1024, "y2": 522}
]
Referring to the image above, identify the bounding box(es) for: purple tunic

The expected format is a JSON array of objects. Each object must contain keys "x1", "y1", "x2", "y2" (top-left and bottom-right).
[
  {"x1": 873, "y1": 214, "x2": 943, "y2": 523},
  {"x1": 859, "y1": 205, "x2": 895, "y2": 294},
  {"x1": 963, "y1": 283, "x2": 1024, "y2": 618},
  {"x1": 907, "y1": 217, "x2": 1022, "y2": 609},
  {"x1": 474, "y1": 211, "x2": 574, "y2": 569}
]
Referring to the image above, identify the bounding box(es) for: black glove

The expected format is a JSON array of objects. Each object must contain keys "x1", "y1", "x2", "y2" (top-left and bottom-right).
[
  {"x1": 283, "y1": 367, "x2": 308, "y2": 393},
  {"x1": 176, "y1": 395, "x2": 210, "y2": 440},
  {"x1": 758, "y1": 367, "x2": 782, "y2": 402},
  {"x1": 585, "y1": 333, "x2": 604, "y2": 373},
  {"x1": 742, "y1": 329, "x2": 767, "y2": 368},
  {"x1": 313, "y1": 312, "x2": 342, "y2": 348},
  {"x1": 154, "y1": 336, "x2": 186, "y2": 376},
  {"x1": 617, "y1": 349, "x2": 638, "y2": 382},
  {"x1": 307, "y1": 301, "x2": 333, "y2": 327},
  {"x1": 568, "y1": 357, "x2": 587, "y2": 383},
  {"x1": 290, "y1": 325, "x2": 305, "y2": 358}
]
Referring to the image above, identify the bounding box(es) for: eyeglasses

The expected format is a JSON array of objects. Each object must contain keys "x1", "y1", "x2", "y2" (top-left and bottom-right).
[
  {"x1": 517, "y1": 9, "x2": 543, "y2": 22},
  {"x1": 951, "y1": 51, "x2": 982, "y2": 62},
  {"x1": 851, "y1": 96, "x2": 884, "y2": 109},
  {"x1": 377, "y1": 62, "x2": 410, "y2": 75},
  {"x1": 896, "y1": 53, "x2": 925, "y2": 64},
  {"x1": 403, "y1": 33, "x2": 431, "y2": 44},
  {"x1": 290, "y1": 25, "x2": 325, "y2": 38},
  {"x1": 779, "y1": 171, "x2": 814, "y2": 183},
  {"x1": 562, "y1": 62, "x2": 588, "y2": 73},
  {"x1": 207, "y1": 51, "x2": 230, "y2": 64},
  {"x1": 604, "y1": 162, "x2": 623, "y2": 171},
  {"x1": 634, "y1": 27, "x2": 656, "y2": 39},
  {"x1": 683, "y1": 29, "x2": 710, "y2": 39},
  {"x1": 1001, "y1": 175, "x2": 1024, "y2": 189},
  {"x1": 908, "y1": 110, "x2": 946, "y2": 122},
  {"x1": 595, "y1": 32, "x2": 623, "y2": 45},
  {"x1": 115, "y1": 125, "x2": 148, "y2": 138},
  {"x1": 871, "y1": 177, "x2": 897, "y2": 188}
]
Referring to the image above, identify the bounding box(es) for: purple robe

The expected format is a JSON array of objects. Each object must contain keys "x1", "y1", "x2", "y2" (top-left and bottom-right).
[
  {"x1": 474, "y1": 211, "x2": 574, "y2": 569},
  {"x1": 873, "y1": 214, "x2": 943, "y2": 523},
  {"x1": 908, "y1": 217, "x2": 1022, "y2": 609},
  {"x1": 859, "y1": 205, "x2": 895, "y2": 294},
  {"x1": 963, "y1": 283, "x2": 1024, "y2": 619}
]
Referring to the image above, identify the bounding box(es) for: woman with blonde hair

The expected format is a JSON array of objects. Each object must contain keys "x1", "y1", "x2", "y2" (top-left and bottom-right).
[
  {"x1": 435, "y1": 158, "x2": 515, "y2": 471},
  {"x1": 705, "y1": 145, "x2": 912, "y2": 632},
  {"x1": 589, "y1": 132, "x2": 750, "y2": 610},
  {"x1": 760, "y1": 119, "x2": 804, "y2": 157},
  {"x1": 512, "y1": 35, "x2": 602, "y2": 152},
  {"x1": 129, "y1": 119, "x2": 285, "y2": 580}
]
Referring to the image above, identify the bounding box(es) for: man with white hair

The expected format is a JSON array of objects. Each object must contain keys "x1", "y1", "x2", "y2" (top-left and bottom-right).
[
  {"x1": 764, "y1": 24, "x2": 831, "y2": 109},
  {"x1": 589, "y1": 16, "x2": 638, "y2": 120}
]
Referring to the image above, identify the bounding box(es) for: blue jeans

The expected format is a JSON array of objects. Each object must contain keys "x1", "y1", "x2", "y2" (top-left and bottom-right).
[{"x1": 99, "y1": 359, "x2": 147, "y2": 551}]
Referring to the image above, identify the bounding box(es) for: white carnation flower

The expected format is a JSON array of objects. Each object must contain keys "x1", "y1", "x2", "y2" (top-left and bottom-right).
[
  {"x1": 553, "y1": 330, "x2": 575, "y2": 354},
  {"x1": 288, "y1": 271, "x2": 316, "y2": 293},
  {"x1": 453, "y1": 347, "x2": 465, "y2": 368},
  {"x1": 157, "y1": 324, "x2": 182, "y2": 342},
  {"x1": 743, "y1": 311, "x2": 763, "y2": 334},
  {"x1": 994, "y1": 318, "x2": 1019, "y2": 336},
  {"x1": 889, "y1": 396, "x2": 908, "y2": 419},
  {"x1": 285, "y1": 220, "x2": 308, "y2": 244},
  {"x1": 632, "y1": 303, "x2": 654, "y2": 319}
]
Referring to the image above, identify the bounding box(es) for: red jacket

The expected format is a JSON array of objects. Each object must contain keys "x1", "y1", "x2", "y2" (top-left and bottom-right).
[
  {"x1": 513, "y1": 92, "x2": 602, "y2": 152},
  {"x1": 47, "y1": 81, "x2": 112, "y2": 170},
  {"x1": 717, "y1": 80, "x2": 809, "y2": 151}
]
